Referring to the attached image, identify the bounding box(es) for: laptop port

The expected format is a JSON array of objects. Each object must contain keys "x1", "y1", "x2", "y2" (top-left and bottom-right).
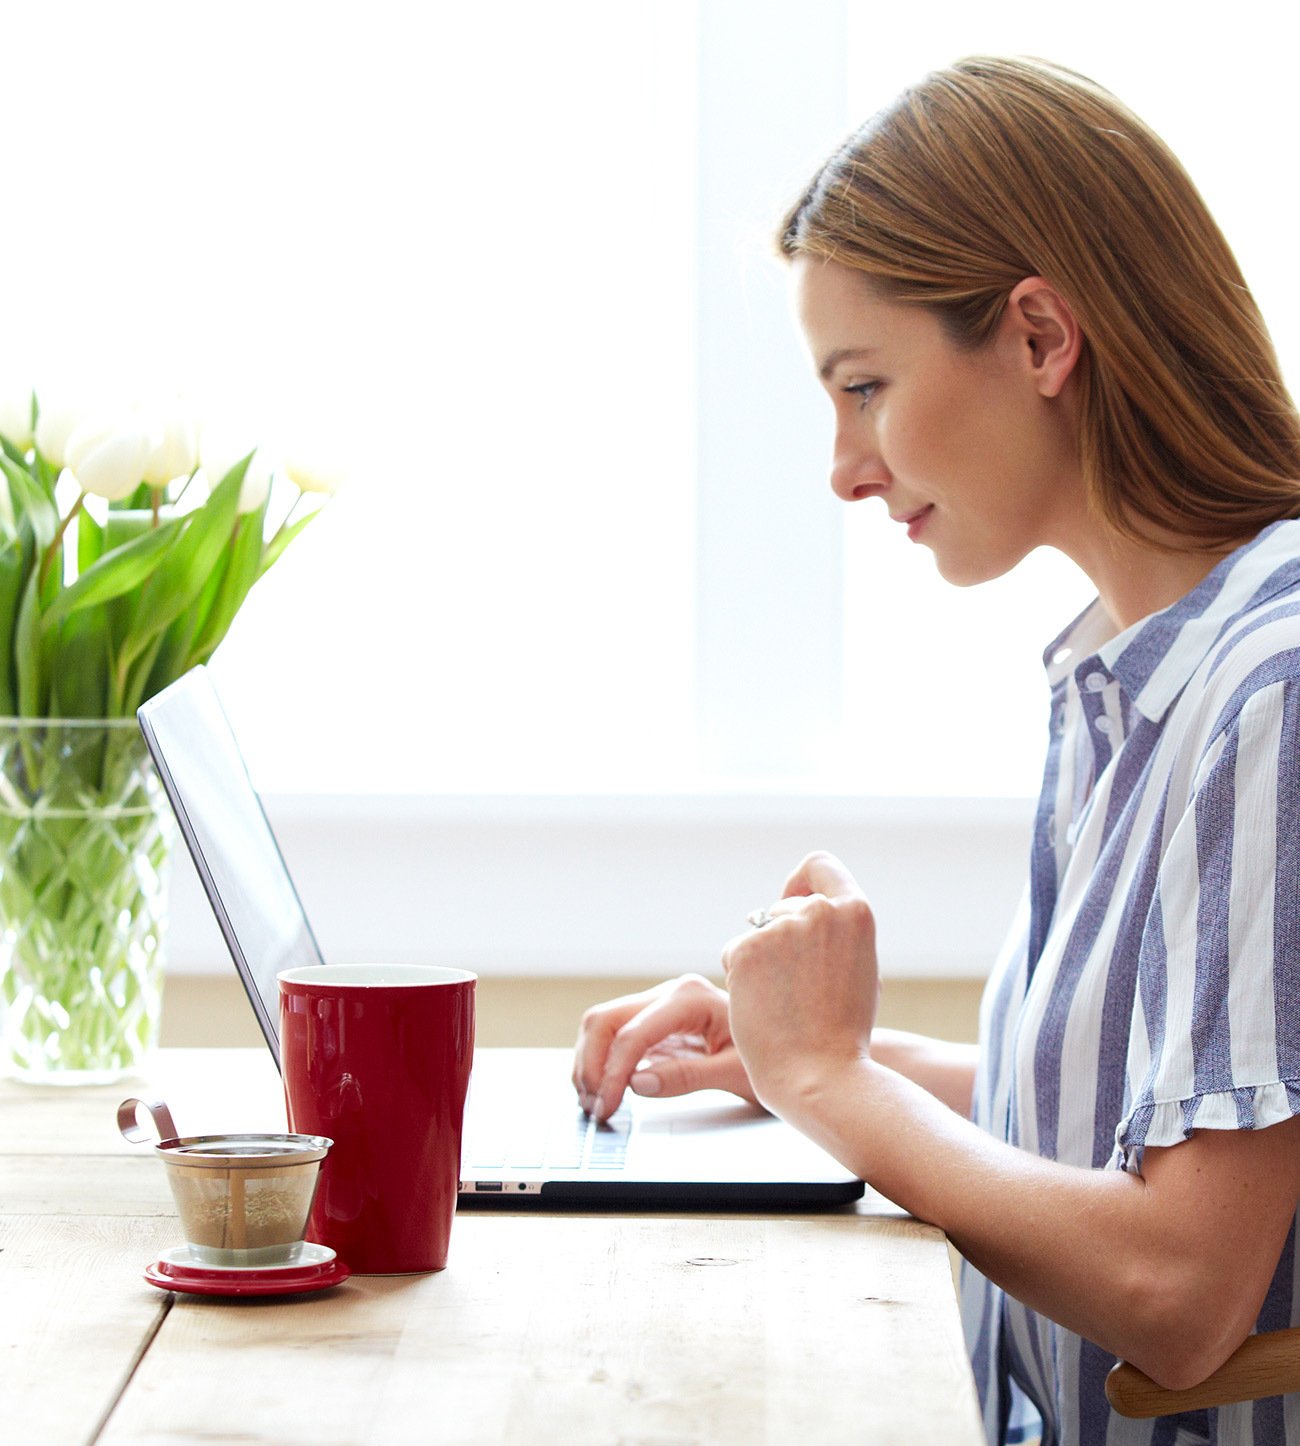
[{"x1": 476, "y1": 1181, "x2": 504, "y2": 1192}]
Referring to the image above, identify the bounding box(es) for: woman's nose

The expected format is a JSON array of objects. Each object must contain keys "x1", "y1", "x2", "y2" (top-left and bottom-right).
[{"x1": 829, "y1": 426, "x2": 889, "y2": 503}]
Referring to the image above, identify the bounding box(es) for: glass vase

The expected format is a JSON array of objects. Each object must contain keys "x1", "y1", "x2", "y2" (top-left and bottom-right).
[{"x1": 0, "y1": 718, "x2": 175, "y2": 1085}]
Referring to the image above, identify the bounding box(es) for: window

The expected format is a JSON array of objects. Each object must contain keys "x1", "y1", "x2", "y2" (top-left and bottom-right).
[
  {"x1": 6, "y1": 2, "x2": 1294, "y2": 799},
  {"x1": 5, "y1": 1, "x2": 697, "y2": 791}
]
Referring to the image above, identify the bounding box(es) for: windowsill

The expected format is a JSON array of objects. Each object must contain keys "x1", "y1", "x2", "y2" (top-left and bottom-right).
[{"x1": 246, "y1": 790, "x2": 1035, "y2": 820}]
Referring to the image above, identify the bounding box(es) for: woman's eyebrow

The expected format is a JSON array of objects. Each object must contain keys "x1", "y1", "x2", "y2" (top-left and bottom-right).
[{"x1": 819, "y1": 346, "x2": 877, "y2": 381}]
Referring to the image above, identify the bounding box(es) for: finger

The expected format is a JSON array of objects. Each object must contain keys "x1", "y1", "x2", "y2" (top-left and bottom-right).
[
  {"x1": 720, "y1": 928, "x2": 749, "y2": 984},
  {"x1": 721, "y1": 918, "x2": 776, "y2": 981},
  {"x1": 572, "y1": 988, "x2": 656, "y2": 1107},
  {"x1": 631, "y1": 1046, "x2": 756, "y2": 1105},
  {"x1": 720, "y1": 921, "x2": 780, "y2": 984},
  {"x1": 638, "y1": 1031, "x2": 709, "y2": 1060},
  {"x1": 592, "y1": 977, "x2": 725, "y2": 1120},
  {"x1": 781, "y1": 850, "x2": 862, "y2": 901}
]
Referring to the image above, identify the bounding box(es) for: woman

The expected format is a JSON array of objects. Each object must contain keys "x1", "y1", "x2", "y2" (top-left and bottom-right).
[{"x1": 571, "y1": 57, "x2": 1300, "y2": 1446}]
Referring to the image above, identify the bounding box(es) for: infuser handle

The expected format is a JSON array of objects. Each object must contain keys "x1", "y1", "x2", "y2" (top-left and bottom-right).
[{"x1": 117, "y1": 1097, "x2": 180, "y2": 1145}]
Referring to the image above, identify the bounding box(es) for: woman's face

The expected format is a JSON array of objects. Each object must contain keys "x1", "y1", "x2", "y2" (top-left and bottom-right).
[{"x1": 792, "y1": 256, "x2": 1086, "y2": 586}]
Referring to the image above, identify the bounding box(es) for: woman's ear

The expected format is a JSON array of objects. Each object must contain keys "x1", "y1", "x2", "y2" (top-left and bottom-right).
[{"x1": 1002, "y1": 277, "x2": 1082, "y2": 399}]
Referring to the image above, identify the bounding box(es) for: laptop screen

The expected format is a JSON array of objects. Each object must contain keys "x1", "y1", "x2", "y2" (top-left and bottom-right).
[{"x1": 137, "y1": 668, "x2": 323, "y2": 1059}]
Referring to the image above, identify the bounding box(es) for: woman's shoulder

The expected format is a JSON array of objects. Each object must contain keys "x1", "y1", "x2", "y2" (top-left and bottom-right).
[
  {"x1": 1204, "y1": 582, "x2": 1300, "y2": 701},
  {"x1": 1160, "y1": 546, "x2": 1300, "y2": 766},
  {"x1": 1185, "y1": 527, "x2": 1300, "y2": 702}
]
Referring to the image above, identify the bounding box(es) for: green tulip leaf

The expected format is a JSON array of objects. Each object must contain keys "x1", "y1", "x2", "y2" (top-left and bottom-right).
[
  {"x1": 40, "y1": 517, "x2": 183, "y2": 630},
  {"x1": 113, "y1": 463, "x2": 245, "y2": 673},
  {"x1": 141, "y1": 526, "x2": 242, "y2": 699},
  {"x1": 259, "y1": 507, "x2": 319, "y2": 578},
  {"x1": 190, "y1": 502, "x2": 268, "y2": 666},
  {"x1": 15, "y1": 567, "x2": 45, "y2": 716},
  {"x1": 48, "y1": 606, "x2": 110, "y2": 718},
  {"x1": 0, "y1": 455, "x2": 57, "y2": 552},
  {"x1": 0, "y1": 540, "x2": 27, "y2": 714},
  {"x1": 77, "y1": 508, "x2": 106, "y2": 575}
]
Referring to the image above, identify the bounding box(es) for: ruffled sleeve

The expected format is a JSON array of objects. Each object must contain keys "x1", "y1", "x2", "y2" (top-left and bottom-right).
[{"x1": 1113, "y1": 674, "x2": 1300, "y2": 1172}]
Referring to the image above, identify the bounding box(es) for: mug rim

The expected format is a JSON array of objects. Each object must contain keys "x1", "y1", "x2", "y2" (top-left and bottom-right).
[{"x1": 278, "y1": 963, "x2": 477, "y2": 989}]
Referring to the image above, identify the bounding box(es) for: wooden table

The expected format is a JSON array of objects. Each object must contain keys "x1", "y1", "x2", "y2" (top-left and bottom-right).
[{"x1": 1, "y1": 1048, "x2": 983, "y2": 1445}]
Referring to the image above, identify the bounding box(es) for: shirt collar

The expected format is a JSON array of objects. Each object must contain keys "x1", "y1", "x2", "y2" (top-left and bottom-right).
[{"x1": 1042, "y1": 520, "x2": 1300, "y2": 722}]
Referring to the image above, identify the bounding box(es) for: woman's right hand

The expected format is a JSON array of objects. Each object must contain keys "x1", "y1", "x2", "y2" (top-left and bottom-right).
[{"x1": 571, "y1": 973, "x2": 758, "y2": 1121}]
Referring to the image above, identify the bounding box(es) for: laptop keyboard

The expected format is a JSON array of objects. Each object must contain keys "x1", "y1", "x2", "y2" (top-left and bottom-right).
[{"x1": 467, "y1": 1105, "x2": 633, "y2": 1173}]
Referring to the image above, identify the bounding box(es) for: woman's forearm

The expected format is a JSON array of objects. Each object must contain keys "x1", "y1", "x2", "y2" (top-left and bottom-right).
[
  {"x1": 722, "y1": 856, "x2": 1300, "y2": 1390},
  {"x1": 770, "y1": 1055, "x2": 1300, "y2": 1390},
  {"x1": 866, "y1": 1028, "x2": 978, "y2": 1116}
]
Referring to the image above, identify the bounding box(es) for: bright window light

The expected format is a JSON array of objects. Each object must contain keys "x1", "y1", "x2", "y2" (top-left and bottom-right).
[
  {"x1": 5, "y1": 2, "x2": 1292, "y2": 798},
  {"x1": 3, "y1": 1, "x2": 697, "y2": 792}
]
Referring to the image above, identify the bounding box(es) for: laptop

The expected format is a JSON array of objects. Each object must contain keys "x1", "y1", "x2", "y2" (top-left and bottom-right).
[{"x1": 137, "y1": 667, "x2": 864, "y2": 1208}]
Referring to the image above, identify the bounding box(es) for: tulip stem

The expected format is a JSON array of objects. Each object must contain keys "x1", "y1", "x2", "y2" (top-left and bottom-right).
[
  {"x1": 151, "y1": 487, "x2": 162, "y2": 527},
  {"x1": 171, "y1": 468, "x2": 198, "y2": 508},
  {"x1": 38, "y1": 492, "x2": 86, "y2": 591},
  {"x1": 266, "y1": 490, "x2": 305, "y2": 553}
]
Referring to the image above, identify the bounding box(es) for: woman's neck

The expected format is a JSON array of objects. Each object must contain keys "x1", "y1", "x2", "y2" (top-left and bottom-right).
[{"x1": 1067, "y1": 525, "x2": 1250, "y2": 632}]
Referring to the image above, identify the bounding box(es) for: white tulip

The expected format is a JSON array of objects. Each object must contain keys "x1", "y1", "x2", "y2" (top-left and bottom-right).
[
  {"x1": 199, "y1": 428, "x2": 253, "y2": 489},
  {"x1": 281, "y1": 451, "x2": 344, "y2": 496},
  {"x1": 200, "y1": 427, "x2": 275, "y2": 514},
  {"x1": 236, "y1": 451, "x2": 276, "y2": 514},
  {"x1": 143, "y1": 410, "x2": 199, "y2": 488},
  {"x1": 65, "y1": 420, "x2": 118, "y2": 473},
  {"x1": 67, "y1": 431, "x2": 153, "y2": 503},
  {"x1": 0, "y1": 387, "x2": 34, "y2": 451},
  {"x1": 34, "y1": 400, "x2": 84, "y2": 468}
]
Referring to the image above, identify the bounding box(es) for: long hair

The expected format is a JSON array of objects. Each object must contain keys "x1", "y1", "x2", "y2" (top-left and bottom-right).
[{"x1": 779, "y1": 56, "x2": 1300, "y2": 549}]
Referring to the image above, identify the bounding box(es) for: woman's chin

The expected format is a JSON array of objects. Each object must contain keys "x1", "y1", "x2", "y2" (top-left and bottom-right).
[
  {"x1": 932, "y1": 548, "x2": 1021, "y2": 588},
  {"x1": 929, "y1": 545, "x2": 989, "y2": 587}
]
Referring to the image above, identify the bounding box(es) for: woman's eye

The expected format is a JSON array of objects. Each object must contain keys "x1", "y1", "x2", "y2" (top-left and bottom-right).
[{"x1": 843, "y1": 381, "x2": 881, "y2": 409}]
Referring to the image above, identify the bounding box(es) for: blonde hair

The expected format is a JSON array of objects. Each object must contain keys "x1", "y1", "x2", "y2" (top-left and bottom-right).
[{"x1": 779, "y1": 56, "x2": 1300, "y2": 549}]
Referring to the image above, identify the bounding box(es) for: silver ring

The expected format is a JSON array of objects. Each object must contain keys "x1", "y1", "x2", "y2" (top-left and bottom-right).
[{"x1": 747, "y1": 908, "x2": 776, "y2": 930}]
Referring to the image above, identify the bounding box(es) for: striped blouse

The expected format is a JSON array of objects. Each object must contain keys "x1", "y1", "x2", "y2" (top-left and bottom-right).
[{"x1": 961, "y1": 520, "x2": 1300, "y2": 1446}]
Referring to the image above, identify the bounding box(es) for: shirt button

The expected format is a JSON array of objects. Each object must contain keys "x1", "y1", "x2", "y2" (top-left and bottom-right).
[
  {"x1": 1094, "y1": 716, "x2": 1114, "y2": 735},
  {"x1": 1084, "y1": 671, "x2": 1107, "y2": 693}
]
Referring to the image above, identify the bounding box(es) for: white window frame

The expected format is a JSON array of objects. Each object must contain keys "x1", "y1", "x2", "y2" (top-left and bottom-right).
[{"x1": 693, "y1": 0, "x2": 848, "y2": 778}]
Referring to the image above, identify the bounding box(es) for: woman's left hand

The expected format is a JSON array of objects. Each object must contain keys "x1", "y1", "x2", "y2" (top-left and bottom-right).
[{"x1": 722, "y1": 851, "x2": 880, "y2": 1116}]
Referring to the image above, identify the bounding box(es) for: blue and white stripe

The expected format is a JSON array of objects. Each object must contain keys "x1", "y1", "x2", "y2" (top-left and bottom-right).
[{"x1": 963, "y1": 519, "x2": 1300, "y2": 1446}]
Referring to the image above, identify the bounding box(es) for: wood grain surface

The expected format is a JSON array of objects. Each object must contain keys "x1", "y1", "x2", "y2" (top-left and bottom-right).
[{"x1": 2, "y1": 1050, "x2": 983, "y2": 1446}]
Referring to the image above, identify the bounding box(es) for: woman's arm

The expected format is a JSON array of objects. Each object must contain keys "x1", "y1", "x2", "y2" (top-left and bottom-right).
[
  {"x1": 573, "y1": 981, "x2": 978, "y2": 1121},
  {"x1": 725, "y1": 852, "x2": 1300, "y2": 1391},
  {"x1": 785, "y1": 1055, "x2": 1300, "y2": 1389},
  {"x1": 867, "y1": 1029, "x2": 978, "y2": 1117}
]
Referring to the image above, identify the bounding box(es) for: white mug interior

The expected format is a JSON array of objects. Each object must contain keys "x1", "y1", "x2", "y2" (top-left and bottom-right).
[{"x1": 278, "y1": 963, "x2": 476, "y2": 988}]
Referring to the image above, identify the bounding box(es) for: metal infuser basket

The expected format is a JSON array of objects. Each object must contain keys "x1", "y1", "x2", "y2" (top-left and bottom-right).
[{"x1": 118, "y1": 1098, "x2": 332, "y2": 1268}]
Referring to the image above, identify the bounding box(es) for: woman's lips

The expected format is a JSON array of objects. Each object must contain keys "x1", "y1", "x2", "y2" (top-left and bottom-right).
[{"x1": 897, "y1": 505, "x2": 934, "y2": 541}]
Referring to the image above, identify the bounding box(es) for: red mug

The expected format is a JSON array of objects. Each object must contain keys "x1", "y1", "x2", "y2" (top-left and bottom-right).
[{"x1": 278, "y1": 964, "x2": 476, "y2": 1274}]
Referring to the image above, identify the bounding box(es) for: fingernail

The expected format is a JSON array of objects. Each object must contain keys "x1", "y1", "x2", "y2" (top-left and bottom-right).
[
  {"x1": 631, "y1": 1070, "x2": 661, "y2": 1096},
  {"x1": 590, "y1": 1094, "x2": 607, "y2": 1121}
]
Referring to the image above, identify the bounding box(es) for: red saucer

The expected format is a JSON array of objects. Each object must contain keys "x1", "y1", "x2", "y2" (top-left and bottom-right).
[{"x1": 144, "y1": 1243, "x2": 350, "y2": 1297}]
